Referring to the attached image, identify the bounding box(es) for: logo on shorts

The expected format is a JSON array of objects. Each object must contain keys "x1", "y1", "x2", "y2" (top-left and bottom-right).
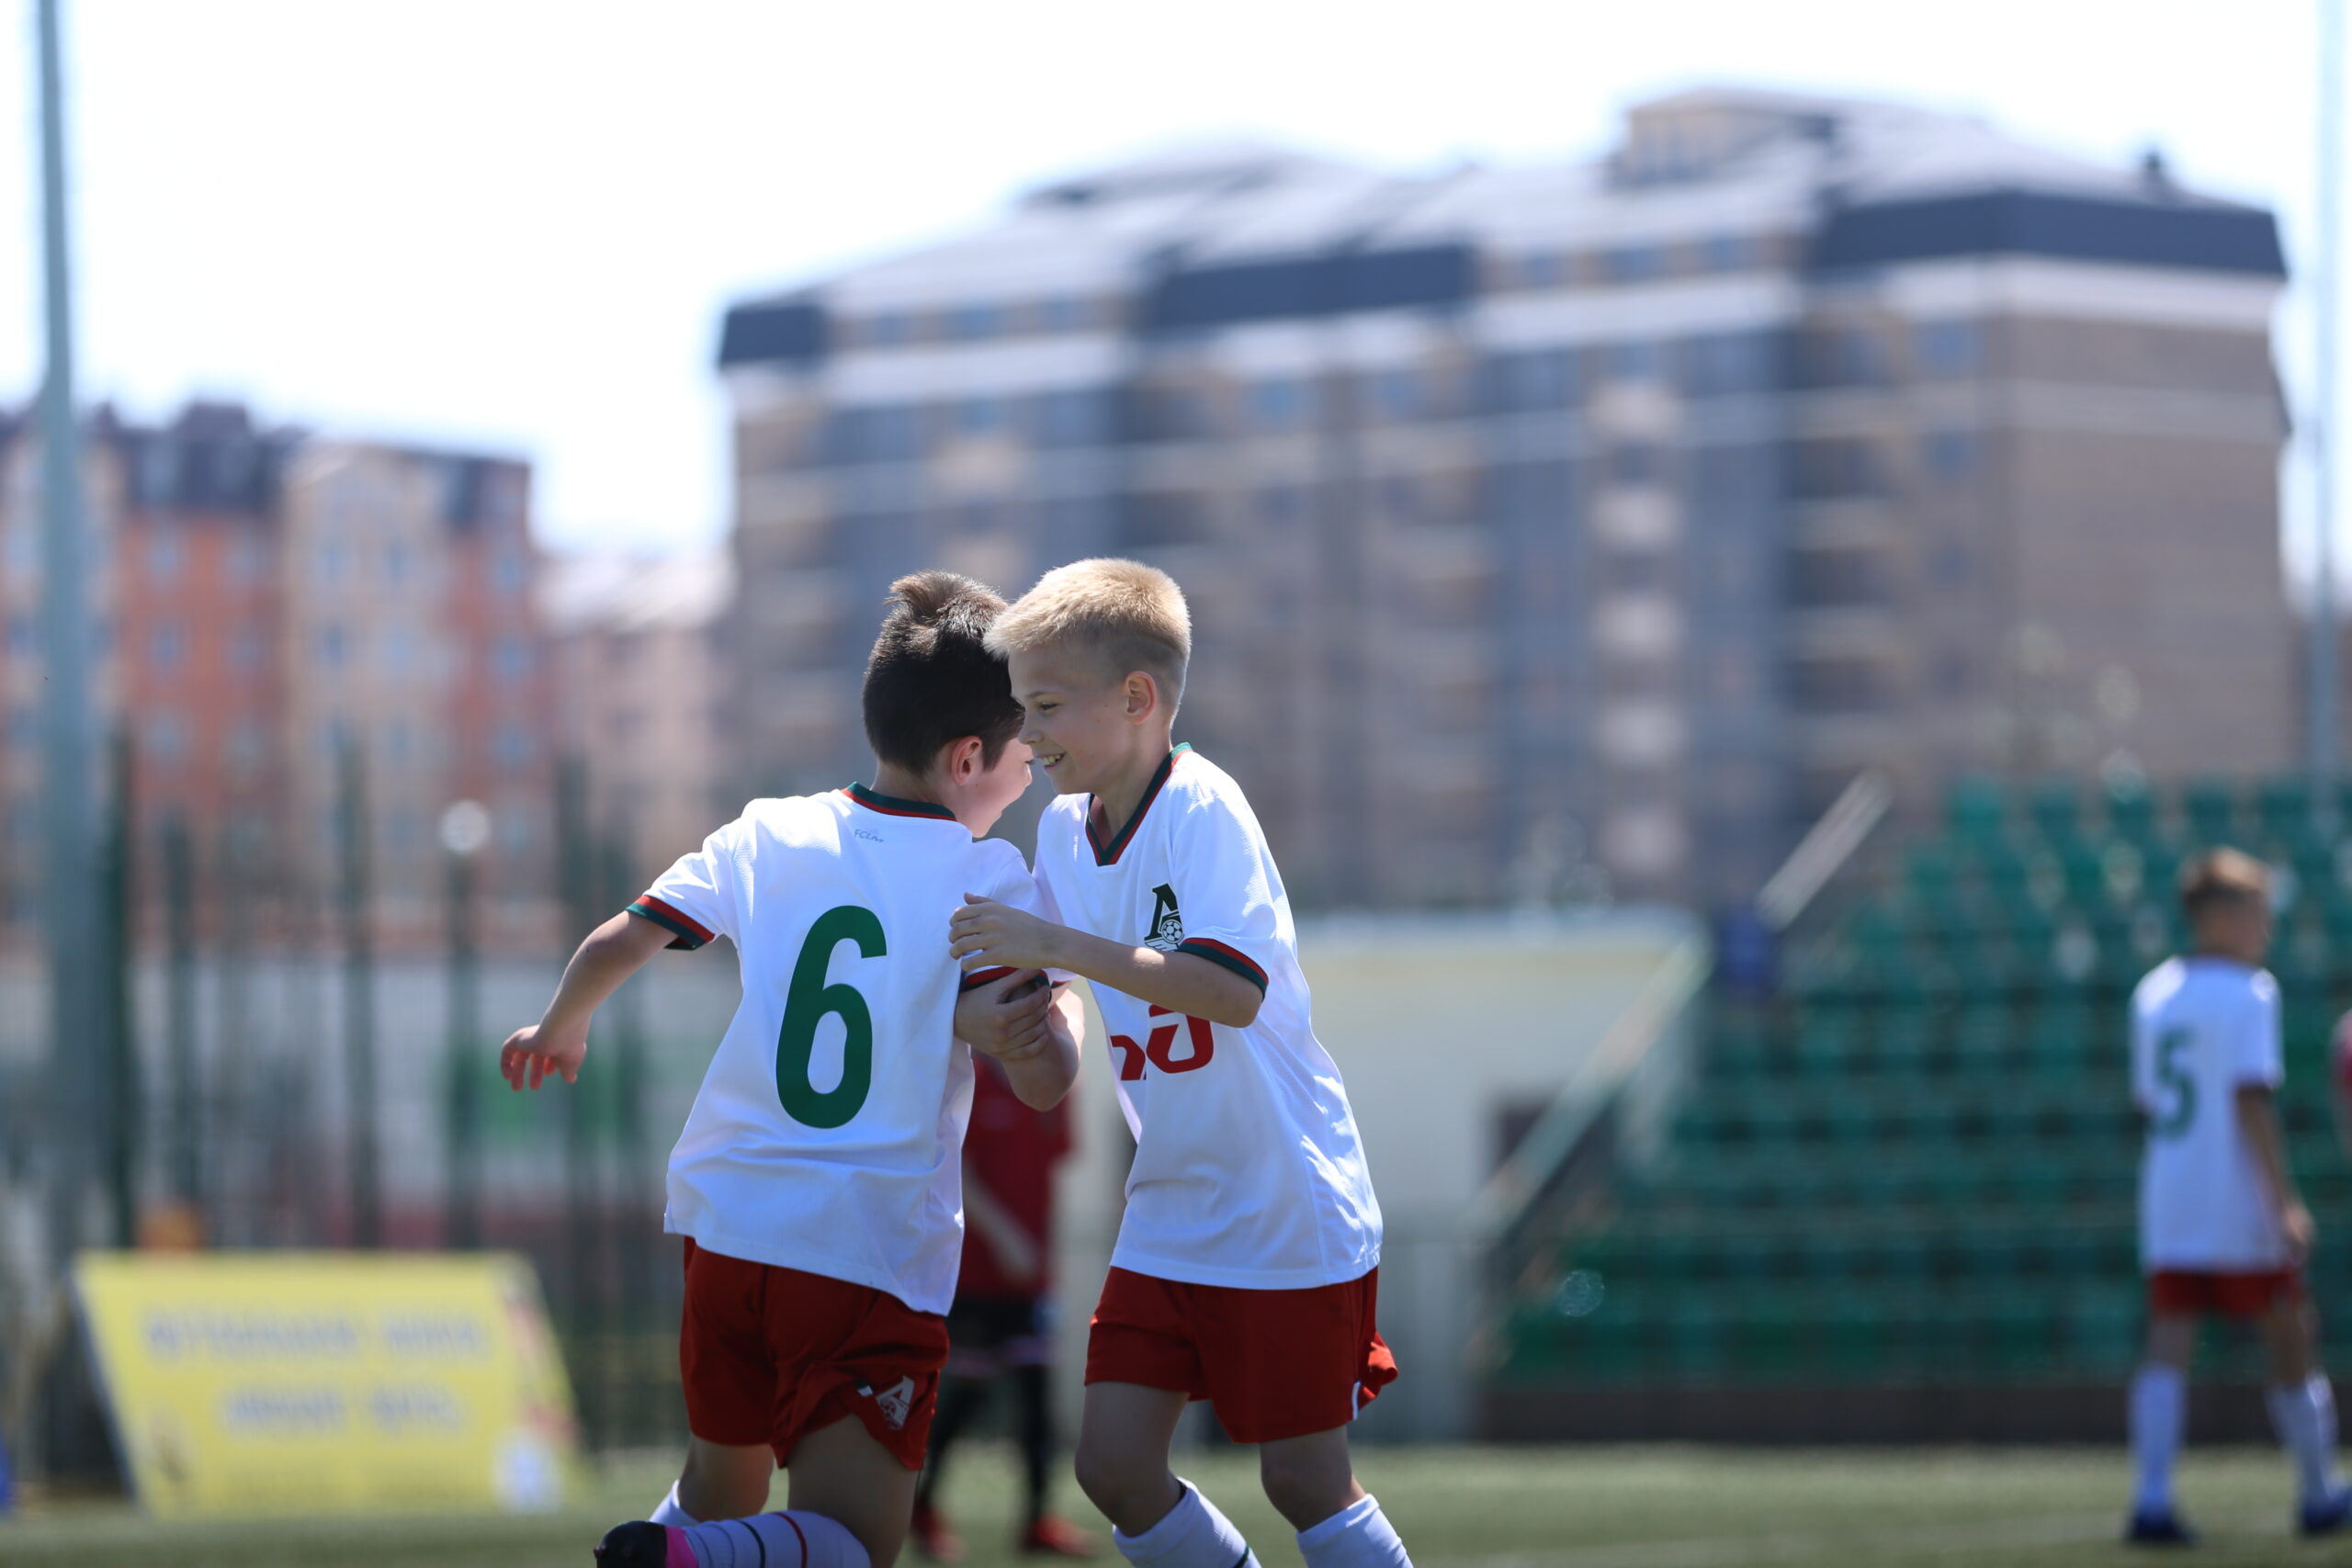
[
  {"x1": 864, "y1": 1375, "x2": 916, "y2": 1431},
  {"x1": 1145, "y1": 884, "x2": 1183, "y2": 953}
]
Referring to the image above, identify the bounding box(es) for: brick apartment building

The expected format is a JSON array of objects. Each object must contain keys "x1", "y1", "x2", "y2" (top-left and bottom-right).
[
  {"x1": 0, "y1": 402, "x2": 560, "y2": 950},
  {"x1": 541, "y1": 548, "x2": 733, "y2": 885},
  {"x1": 715, "y1": 87, "x2": 2292, "y2": 913}
]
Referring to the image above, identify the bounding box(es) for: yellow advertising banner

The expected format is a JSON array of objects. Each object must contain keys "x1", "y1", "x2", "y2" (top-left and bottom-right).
[{"x1": 74, "y1": 1251, "x2": 585, "y2": 1518}]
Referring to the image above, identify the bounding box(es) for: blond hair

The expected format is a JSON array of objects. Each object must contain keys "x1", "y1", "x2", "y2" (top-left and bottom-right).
[
  {"x1": 2178, "y1": 846, "x2": 2270, "y2": 921},
  {"x1": 987, "y1": 558, "x2": 1192, "y2": 712}
]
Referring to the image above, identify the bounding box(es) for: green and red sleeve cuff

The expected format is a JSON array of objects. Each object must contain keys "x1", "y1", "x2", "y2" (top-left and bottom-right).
[
  {"x1": 958, "y1": 964, "x2": 1018, "y2": 993},
  {"x1": 627, "y1": 895, "x2": 714, "y2": 951},
  {"x1": 1176, "y1": 938, "x2": 1269, "y2": 994}
]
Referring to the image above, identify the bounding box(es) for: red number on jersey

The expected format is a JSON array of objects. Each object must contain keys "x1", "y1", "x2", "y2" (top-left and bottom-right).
[{"x1": 1108, "y1": 1007, "x2": 1216, "y2": 1080}]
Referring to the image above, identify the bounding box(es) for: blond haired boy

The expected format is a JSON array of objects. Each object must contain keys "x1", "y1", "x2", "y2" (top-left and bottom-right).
[
  {"x1": 2126, "y1": 848, "x2": 2349, "y2": 1543},
  {"x1": 950, "y1": 559, "x2": 1409, "y2": 1568}
]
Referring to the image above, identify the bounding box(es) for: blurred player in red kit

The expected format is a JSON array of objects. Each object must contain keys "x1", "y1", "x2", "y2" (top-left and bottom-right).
[{"x1": 911, "y1": 1052, "x2": 1097, "y2": 1560}]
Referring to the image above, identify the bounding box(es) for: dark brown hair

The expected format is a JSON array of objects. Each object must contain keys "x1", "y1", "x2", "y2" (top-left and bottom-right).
[
  {"x1": 862, "y1": 571, "x2": 1024, "y2": 774},
  {"x1": 2177, "y1": 847, "x2": 2270, "y2": 922}
]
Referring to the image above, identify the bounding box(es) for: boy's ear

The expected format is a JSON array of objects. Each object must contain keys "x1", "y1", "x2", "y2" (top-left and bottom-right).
[{"x1": 1123, "y1": 671, "x2": 1159, "y2": 722}]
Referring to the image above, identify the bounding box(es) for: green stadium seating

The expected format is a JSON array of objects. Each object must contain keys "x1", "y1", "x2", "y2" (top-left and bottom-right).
[{"x1": 1505, "y1": 773, "x2": 2352, "y2": 1393}]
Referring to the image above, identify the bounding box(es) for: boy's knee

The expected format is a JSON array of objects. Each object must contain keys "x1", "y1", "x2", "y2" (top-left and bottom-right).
[
  {"x1": 1073, "y1": 1442, "x2": 1173, "y2": 1531},
  {"x1": 1258, "y1": 1445, "x2": 1353, "y2": 1531}
]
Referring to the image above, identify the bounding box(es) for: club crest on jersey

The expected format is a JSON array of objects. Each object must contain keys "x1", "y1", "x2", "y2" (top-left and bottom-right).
[{"x1": 1145, "y1": 884, "x2": 1184, "y2": 952}]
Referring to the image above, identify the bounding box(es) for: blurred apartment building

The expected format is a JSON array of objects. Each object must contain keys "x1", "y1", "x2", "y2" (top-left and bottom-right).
[
  {"x1": 541, "y1": 548, "x2": 733, "y2": 886},
  {"x1": 0, "y1": 401, "x2": 559, "y2": 951},
  {"x1": 716, "y1": 86, "x2": 2290, "y2": 912}
]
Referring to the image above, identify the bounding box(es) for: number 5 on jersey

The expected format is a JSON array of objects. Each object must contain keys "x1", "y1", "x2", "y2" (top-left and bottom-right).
[
  {"x1": 1110, "y1": 1003, "x2": 1215, "y2": 1081},
  {"x1": 2152, "y1": 1023, "x2": 2198, "y2": 1140},
  {"x1": 776, "y1": 904, "x2": 885, "y2": 1128}
]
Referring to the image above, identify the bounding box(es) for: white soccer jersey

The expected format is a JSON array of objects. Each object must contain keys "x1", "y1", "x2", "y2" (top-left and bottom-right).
[
  {"x1": 629, "y1": 784, "x2": 1049, "y2": 1315},
  {"x1": 2132, "y1": 955, "x2": 2290, "y2": 1272},
  {"x1": 1032, "y1": 745, "x2": 1383, "y2": 1291}
]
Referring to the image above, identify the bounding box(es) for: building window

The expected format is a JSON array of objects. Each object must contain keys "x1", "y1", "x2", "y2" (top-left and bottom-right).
[
  {"x1": 1518, "y1": 253, "x2": 1566, "y2": 289},
  {"x1": 141, "y1": 712, "x2": 186, "y2": 763},
  {"x1": 226, "y1": 720, "x2": 266, "y2": 767},
  {"x1": 1800, "y1": 325, "x2": 1886, "y2": 387},
  {"x1": 1608, "y1": 341, "x2": 1660, "y2": 382},
  {"x1": 949, "y1": 303, "x2": 1002, "y2": 341},
  {"x1": 1921, "y1": 429, "x2": 1979, "y2": 480},
  {"x1": 1366, "y1": 369, "x2": 1422, "y2": 422},
  {"x1": 1916, "y1": 320, "x2": 1984, "y2": 377},
  {"x1": 1608, "y1": 443, "x2": 1664, "y2": 488},
  {"x1": 1702, "y1": 234, "x2": 1758, "y2": 272},
  {"x1": 493, "y1": 550, "x2": 527, "y2": 594},
  {"x1": 1256, "y1": 485, "x2": 1304, "y2": 525},
  {"x1": 149, "y1": 621, "x2": 187, "y2": 671},
  {"x1": 956, "y1": 398, "x2": 1001, "y2": 436},
  {"x1": 1490, "y1": 349, "x2": 1577, "y2": 411},
  {"x1": 318, "y1": 623, "x2": 347, "y2": 670},
  {"x1": 1246, "y1": 378, "x2": 1308, "y2": 431},
  {"x1": 384, "y1": 718, "x2": 411, "y2": 764},
  {"x1": 145, "y1": 533, "x2": 184, "y2": 584},
  {"x1": 1039, "y1": 297, "x2": 1088, "y2": 333},
  {"x1": 229, "y1": 627, "x2": 266, "y2": 671},
  {"x1": 864, "y1": 312, "x2": 908, "y2": 347},
  {"x1": 384, "y1": 540, "x2": 408, "y2": 585},
  {"x1": 225, "y1": 536, "x2": 268, "y2": 584},
  {"x1": 381, "y1": 625, "x2": 414, "y2": 675},
  {"x1": 1604, "y1": 244, "x2": 1667, "y2": 283},
  {"x1": 316, "y1": 540, "x2": 345, "y2": 587},
  {"x1": 1792, "y1": 439, "x2": 1887, "y2": 500},
  {"x1": 493, "y1": 721, "x2": 533, "y2": 769},
  {"x1": 492, "y1": 636, "x2": 532, "y2": 681},
  {"x1": 6, "y1": 614, "x2": 34, "y2": 655}
]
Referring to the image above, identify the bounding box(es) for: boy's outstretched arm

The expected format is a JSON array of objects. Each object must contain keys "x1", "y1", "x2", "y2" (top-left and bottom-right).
[
  {"x1": 956, "y1": 967, "x2": 1085, "y2": 1110},
  {"x1": 951, "y1": 895, "x2": 1261, "y2": 1029},
  {"x1": 501, "y1": 911, "x2": 673, "y2": 1089}
]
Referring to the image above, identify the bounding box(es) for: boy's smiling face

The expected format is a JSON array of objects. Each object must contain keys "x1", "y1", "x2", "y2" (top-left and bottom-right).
[{"x1": 1008, "y1": 644, "x2": 1161, "y2": 799}]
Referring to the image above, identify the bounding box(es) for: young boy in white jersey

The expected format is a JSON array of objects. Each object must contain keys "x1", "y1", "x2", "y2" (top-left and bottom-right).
[
  {"x1": 949, "y1": 559, "x2": 1411, "y2": 1568},
  {"x1": 2126, "y1": 848, "x2": 2351, "y2": 1545},
  {"x1": 499, "y1": 572, "x2": 1082, "y2": 1568}
]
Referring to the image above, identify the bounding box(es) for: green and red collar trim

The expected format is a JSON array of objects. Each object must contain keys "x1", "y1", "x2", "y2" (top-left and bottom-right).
[
  {"x1": 1088, "y1": 744, "x2": 1192, "y2": 867},
  {"x1": 842, "y1": 783, "x2": 958, "y2": 822}
]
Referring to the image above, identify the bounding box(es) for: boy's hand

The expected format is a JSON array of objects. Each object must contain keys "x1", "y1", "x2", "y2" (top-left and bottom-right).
[
  {"x1": 956, "y1": 968, "x2": 1055, "y2": 1062},
  {"x1": 950, "y1": 895, "x2": 1063, "y2": 974},
  {"x1": 2283, "y1": 1199, "x2": 2317, "y2": 1262},
  {"x1": 500, "y1": 1023, "x2": 586, "y2": 1090}
]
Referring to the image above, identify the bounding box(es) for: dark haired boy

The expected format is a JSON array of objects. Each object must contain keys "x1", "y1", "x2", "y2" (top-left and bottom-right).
[
  {"x1": 501, "y1": 572, "x2": 1082, "y2": 1568},
  {"x1": 2126, "y1": 848, "x2": 2349, "y2": 1544}
]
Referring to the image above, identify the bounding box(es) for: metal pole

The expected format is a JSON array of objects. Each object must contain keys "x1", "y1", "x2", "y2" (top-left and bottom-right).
[
  {"x1": 100, "y1": 728, "x2": 135, "y2": 1248},
  {"x1": 164, "y1": 815, "x2": 199, "y2": 1213},
  {"x1": 2317, "y1": 0, "x2": 2345, "y2": 817},
  {"x1": 443, "y1": 847, "x2": 481, "y2": 1249},
  {"x1": 337, "y1": 738, "x2": 379, "y2": 1247},
  {"x1": 34, "y1": 0, "x2": 104, "y2": 1266},
  {"x1": 554, "y1": 759, "x2": 603, "y2": 1448},
  {"x1": 603, "y1": 830, "x2": 652, "y2": 1445}
]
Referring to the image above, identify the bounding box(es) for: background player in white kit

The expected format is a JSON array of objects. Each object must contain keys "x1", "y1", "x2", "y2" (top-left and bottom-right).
[
  {"x1": 951, "y1": 560, "x2": 1411, "y2": 1568},
  {"x1": 498, "y1": 572, "x2": 1081, "y2": 1568},
  {"x1": 2125, "y1": 848, "x2": 2351, "y2": 1545}
]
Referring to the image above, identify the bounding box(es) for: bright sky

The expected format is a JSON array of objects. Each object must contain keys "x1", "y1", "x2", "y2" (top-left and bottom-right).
[{"x1": 0, "y1": 0, "x2": 2338, "y2": 570}]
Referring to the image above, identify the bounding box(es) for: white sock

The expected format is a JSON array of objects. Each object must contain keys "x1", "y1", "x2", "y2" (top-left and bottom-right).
[
  {"x1": 1297, "y1": 1494, "x2": 1411, "y2": 1568},
  {"x1": 2267, "y1": 1375, "x2": 2344, "y2": 1505},
  {"x1": 1113, "y1": 1480, "x2": 1258, "y2": 1568},
  {"x1": 2131, "y1": 1364, "x2": 2187, "y2": 1515},
  {"x1": 670, "y1": 1509, "x2": 869, "y2": 1568},
  {"x1": 651, "y1": 1481, "x2": 699, "y2": 1527}
]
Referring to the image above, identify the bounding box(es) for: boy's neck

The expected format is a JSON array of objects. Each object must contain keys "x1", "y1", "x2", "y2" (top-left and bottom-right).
[
  {"x1": 1090, "y1": 731, "x2": 1179, "y2": 839},
  {"x1": 868, "y1": 761, "x2": 941, "y2": 808}
]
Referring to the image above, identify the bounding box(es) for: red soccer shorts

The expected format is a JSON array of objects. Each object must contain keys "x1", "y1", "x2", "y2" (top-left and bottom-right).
[
  {"x1": 2146, "y1": 1268, "x2": 2306, "y2": 1319},
  {"x1": 679, "y1": 1238, "x2": 949, "y2": 1470},
  {"x1": 1084, "y1": 1265, "x2": 1398, "y2": 1444}
]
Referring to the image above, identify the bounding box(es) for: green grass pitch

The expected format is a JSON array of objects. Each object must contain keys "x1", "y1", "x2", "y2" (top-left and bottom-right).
[{"x1": 6, "y1": 1445, "x2": 2352, "y2": 1567}]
